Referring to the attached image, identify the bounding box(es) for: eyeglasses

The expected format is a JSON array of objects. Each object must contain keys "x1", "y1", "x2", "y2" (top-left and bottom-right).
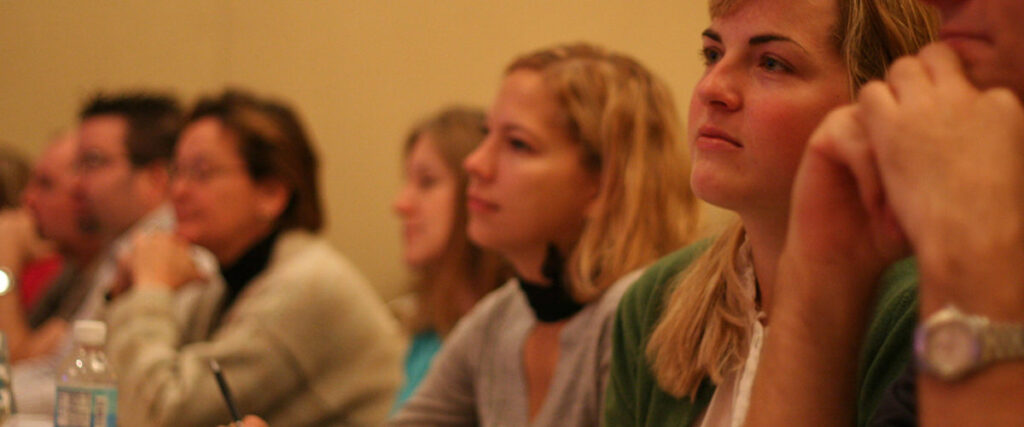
[
  {"x1": 75, "y1": 151, "x2": 117, "y2": 173},
  {"x1": 169, "y1": 162, "x2": 248, "y2": 183}
]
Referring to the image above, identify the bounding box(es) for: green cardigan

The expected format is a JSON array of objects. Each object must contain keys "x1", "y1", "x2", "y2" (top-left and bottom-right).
[{"x1": 603, "y1": 241, "x2": 919, "y2": 426}]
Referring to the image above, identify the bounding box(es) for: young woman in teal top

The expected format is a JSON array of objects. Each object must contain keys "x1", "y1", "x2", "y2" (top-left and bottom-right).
[
  {"x1": 391, "y1": 107, "x2": 510, "y2": 409},
  {"x1": 604, "y1": 0, "x2": 938, "y2": 426}
]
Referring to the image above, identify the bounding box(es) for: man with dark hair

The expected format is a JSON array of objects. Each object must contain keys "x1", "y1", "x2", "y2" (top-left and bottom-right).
[{"x1": 75, "y1": 92, "x2": 181, "y2": 238}]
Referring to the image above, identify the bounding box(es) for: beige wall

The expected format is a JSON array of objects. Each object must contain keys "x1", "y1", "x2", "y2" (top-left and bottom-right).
[{"x1": 0, "y1": 1, "x2": 731, "y2": 299}]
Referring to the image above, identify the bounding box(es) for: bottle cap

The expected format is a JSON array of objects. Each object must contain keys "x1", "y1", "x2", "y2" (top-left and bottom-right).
[{"x1": 73, "y1": 320, "x2": 107, "y2": 346}]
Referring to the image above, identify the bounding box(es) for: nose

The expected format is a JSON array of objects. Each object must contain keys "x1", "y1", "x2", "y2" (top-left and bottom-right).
[
  {"x1": 392, "y1": 184, "x2": 414, "y2": 216},
  {"x1": 693, "y1": 59, "x2": 743, "y2": 112},
  {"x1": 464, "y1": 135, "x2": 497, "y2": 183},
  {"x1": 70, "y1": 170, "x2": 86, "y2": 201},
  {"x1": 169, "y1": 174, "x2": 189, "y2": 204}
]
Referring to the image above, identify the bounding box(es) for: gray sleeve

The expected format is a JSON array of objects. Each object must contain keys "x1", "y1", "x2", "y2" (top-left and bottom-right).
[{"x1": 389, "y1": 299, "x2": 487, "y2": 426}]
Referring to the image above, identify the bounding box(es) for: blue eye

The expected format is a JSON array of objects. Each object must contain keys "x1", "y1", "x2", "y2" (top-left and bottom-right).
[
  {"x1": 759, "y1": 55, "x2": 793, "y2": 73},
  {"x1": 701, "y1": 47, "x2": 722, "y2": 66}
]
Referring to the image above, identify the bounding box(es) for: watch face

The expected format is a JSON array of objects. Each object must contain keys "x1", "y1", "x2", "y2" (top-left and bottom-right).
[{"x1": 923, "y1": 320, "x2": 981, "y2": 378}]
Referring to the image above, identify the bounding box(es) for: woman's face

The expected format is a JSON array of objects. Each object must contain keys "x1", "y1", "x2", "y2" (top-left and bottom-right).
[
  {"x1": 688, "y1": 0, "x2": 849, "y2": 216},
  {"x1": 464, "y1": 70, "x2": 600, "y2": 273},
  {"x1": 172, "y1": 117, "x2": 283, "y2": 264},
  {"x1": 393, "y1": 134, "x2": 459, "y2": 268}
]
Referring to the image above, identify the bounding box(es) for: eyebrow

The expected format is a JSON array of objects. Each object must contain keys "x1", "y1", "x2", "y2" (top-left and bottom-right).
[
  {"x1": 498, "y1": 122, "x2": 541, "y2": 142},
  {"x1": 702, "y1": 29, "x2": 809, "y2": 54}
]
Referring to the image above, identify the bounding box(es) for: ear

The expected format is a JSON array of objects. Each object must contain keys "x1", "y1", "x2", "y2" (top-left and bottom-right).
[{"x1": 255, "y1": 179, "x2": 290, "y2": 221}]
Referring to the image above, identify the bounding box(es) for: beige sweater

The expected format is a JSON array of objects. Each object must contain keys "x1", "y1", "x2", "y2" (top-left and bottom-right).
[{"x1": 106, "y1": 231, "x2": 405, "y2": 427}]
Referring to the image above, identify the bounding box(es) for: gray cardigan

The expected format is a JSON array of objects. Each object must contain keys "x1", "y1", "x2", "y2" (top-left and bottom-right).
[{"x1": 390, "y1": 270, "x2": 641, "y2": 427}]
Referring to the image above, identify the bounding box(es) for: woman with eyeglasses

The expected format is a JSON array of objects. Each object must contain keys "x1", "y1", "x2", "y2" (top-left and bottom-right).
[{"x1": 105, "y1": 90, "x2": 404, "y2": 427}]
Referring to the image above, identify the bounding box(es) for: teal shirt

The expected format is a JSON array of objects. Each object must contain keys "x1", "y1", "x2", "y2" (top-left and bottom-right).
[
  {"x1": 603, "y1": 241, "x2": 919, "y2": 426},
  {"x1": 393, "y1": 330, "x2": 443, "y2": 412}
]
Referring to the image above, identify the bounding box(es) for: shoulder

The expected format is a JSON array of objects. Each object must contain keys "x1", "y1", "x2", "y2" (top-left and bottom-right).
[
  {"x1": 618, "y1": 239, "x2": 713, "y2": 331},
  {"x1": 242, "y1": 231, "x2": 398, "y2": 335},
  {"x1": 258, "y1": 232, "x2": 376, "y2": 302},
  {"x1": 450, "y1": 279, "x2": 524, "y2": 333}
]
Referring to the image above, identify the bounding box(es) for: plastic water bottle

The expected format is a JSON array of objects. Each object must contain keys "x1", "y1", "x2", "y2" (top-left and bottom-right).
[
  {"x1": 0, "y1": 331, "x2": 16, "y2": 423},
  {"x1": 54, "y1": 320, "x2": 117, "y2": 427}
]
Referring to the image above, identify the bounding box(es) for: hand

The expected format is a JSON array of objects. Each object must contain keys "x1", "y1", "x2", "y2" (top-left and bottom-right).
[
  {"x1": 780, "y1": 105, "x2": 909, "y2": 305},
  {"x1": 856, "y1": 43, "x2": 1024, "y2": 314},
  {"x1": 0, "y1": 208, "x2": 54, "y2": 268},
  {"x1": 128, "y1": 231, "x2": 202, "y2": 291}
]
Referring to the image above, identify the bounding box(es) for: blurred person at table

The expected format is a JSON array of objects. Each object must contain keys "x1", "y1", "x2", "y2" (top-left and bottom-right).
[
  {"x1": 390, "y1": 106, "x2": 510, "y2": 410},
  {"x1": 0, "y1": 132, "x2": 103, "y2": 363},
  {"x1": 0, "y1": 144, "x2": 61, "y2": 314},
  {"x1": 11, "y1": 92, "x2": 190, "y2": 414},
  {"x1": 108, "y1": 89, "x2": 404, "y2": 426}
]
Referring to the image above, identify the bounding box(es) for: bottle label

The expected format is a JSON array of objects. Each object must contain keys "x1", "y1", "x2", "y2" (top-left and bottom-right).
[{"x1": 55, "y1": 385, "x2": 118, "y2": 427}]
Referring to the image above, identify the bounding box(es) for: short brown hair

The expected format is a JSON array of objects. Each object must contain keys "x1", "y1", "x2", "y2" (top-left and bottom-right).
[
  {"x1": 79, "y1": 92, "x2": 182, "y2": 168},
  {"x1": 185, "y1": 90, "x2": 323, "y2": 232}
]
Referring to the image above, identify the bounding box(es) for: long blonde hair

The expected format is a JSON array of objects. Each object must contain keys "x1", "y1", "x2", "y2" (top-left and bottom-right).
[
  {"x1": 507, "y1": 43, "x2": 699, "y2": 303},
  {"x1": 646, "y1": 0, "x2": 939, "y2": 398}
]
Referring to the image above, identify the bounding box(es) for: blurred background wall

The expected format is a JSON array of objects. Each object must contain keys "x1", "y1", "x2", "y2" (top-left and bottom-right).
[{"x1": 0, "y1": 1, "x2": 731, "y2": 299}]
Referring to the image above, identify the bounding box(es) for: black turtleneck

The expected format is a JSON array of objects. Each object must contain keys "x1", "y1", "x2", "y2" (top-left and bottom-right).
[
  {"x1": 517, "y1": 244, "x2": 584, "y2": 323},
  {"x1": 219, "y1": 228, "x2": 281, "y2": 316}
]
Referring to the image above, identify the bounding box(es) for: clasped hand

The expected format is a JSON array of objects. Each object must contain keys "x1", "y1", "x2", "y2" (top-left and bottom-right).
[{"x1": 110, "y1": 230, "x2": 202, "y2": 297}]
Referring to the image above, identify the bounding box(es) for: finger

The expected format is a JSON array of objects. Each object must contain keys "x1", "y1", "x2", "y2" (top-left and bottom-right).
[
  {"x1": 806, "y1": 105, "x2": 888, "y2": 215},
  {"x1": 918, "y1": 43, "x2": 974, "y2": 91},
  {"x1": 886, "y1": 56, "x2": 933, "y2": 104},
  {"x1": 856, "y1": 80, "x2": 899, "y2": 124},
  {"x1": 813, "y1": 106, "x2": 886, "y2": 212}
]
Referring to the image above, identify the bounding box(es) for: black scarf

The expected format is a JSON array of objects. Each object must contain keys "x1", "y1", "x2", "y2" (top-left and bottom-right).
[
  {"x1": 219, "y1": 228, "x2": 281, "y2": 316},
  {"x1": 518, "y1": 244, "x2": 584, "y2": 323}
]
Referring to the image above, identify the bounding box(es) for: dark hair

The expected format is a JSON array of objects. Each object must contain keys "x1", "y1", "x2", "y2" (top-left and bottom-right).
[
  {"x1": 185, "y1": 89, "x2": 323, "y2": 232},
  {"x1": 79, "y1": 92, "x2": 182, "y2": 167}
]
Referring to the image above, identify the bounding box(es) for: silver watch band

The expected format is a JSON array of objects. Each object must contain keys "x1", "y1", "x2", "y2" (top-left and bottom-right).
[{"x1": 983, "y1": 321, "x2": 1024, "y2": 362}]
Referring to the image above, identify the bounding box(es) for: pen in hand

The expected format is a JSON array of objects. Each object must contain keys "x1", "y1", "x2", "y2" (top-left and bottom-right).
[{"x1": 209, "y1": 358, "x2": 244, "y2": 427}]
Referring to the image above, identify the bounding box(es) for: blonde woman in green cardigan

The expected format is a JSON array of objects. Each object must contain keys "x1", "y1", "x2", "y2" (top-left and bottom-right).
[{"x1": 604, "y1": 0, "x2": 938, "y2": 426}]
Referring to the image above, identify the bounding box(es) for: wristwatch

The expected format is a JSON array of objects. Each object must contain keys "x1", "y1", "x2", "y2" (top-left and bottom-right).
[
  {"x1": 0, "y1": 267, "x2": 14, "y2": 297},
  {"x1": 915, "y1": 304, "x2": 1024, "y2": 381}
]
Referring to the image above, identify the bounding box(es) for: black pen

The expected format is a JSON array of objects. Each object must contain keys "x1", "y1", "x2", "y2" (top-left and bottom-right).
[{"x1": 209, "y1": 359, "x2": 244, "y2": 427}]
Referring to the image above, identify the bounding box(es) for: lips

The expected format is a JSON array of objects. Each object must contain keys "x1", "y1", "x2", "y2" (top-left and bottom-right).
[
  {"x1": 695, "y1": 125, "x2": 742, "y2": 148},
  {"x1": 466, "y1": 193, "x2": 499, "y2": 213}
]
